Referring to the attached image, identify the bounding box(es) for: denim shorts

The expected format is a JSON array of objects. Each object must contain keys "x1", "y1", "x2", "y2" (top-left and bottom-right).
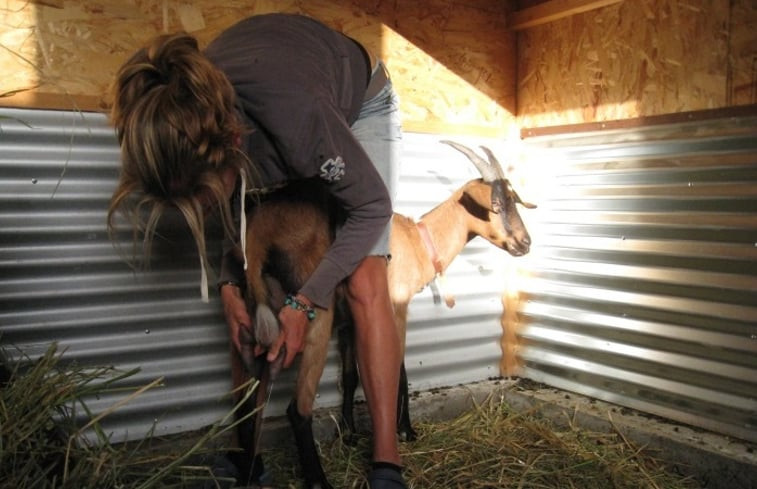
[{"x1": 350, "y1": 63, "x2": 403, "y2": 257}]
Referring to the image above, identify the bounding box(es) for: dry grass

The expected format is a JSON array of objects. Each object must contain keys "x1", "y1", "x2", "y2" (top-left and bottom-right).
[
  {"x1": 0, "y1": 343, "x2": 256, "y2": 489},
  {"x1": 0, "y1": 344, "x2": 700, "y2": 489},
  {"x1": 263, "y1": 395, "x2": 700, "y2": 489}
]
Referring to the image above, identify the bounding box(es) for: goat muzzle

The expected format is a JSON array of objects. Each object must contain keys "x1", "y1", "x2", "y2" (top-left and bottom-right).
[{"x1": 510, "y1": 233, "x2": 532, "y2": 256}]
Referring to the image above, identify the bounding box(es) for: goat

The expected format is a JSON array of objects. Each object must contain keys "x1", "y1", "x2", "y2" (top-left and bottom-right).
[
  {"x1": 231, "y1": 181, "x2": 339, "y2": 488},
  {"x1": 339, "y1": 140, "x2": 535, "y2": 441},
  {"x1": 234, "y1": 140, "x2": 534, "y2": 489}
]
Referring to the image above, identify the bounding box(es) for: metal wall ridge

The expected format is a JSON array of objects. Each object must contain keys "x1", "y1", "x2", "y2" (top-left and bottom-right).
[{"x1": 517, "y1": 112, "x2": 757, "y2": 443}]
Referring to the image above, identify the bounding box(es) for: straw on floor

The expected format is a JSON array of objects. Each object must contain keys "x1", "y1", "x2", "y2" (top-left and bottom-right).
[
  {"x1": 1, "y1": 343, "x2": 699, "y2": 489},
  {"x1": 263, "y1": 394, "x2": 700, "y2": 489}
]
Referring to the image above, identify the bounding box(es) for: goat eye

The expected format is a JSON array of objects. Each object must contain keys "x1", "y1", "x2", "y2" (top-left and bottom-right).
[{"x1": 492, "y1": 198, "x2": 505, "y2": 214}]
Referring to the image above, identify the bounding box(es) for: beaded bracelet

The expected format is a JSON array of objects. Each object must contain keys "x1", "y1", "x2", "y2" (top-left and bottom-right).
[{"x1": 285, "y1": 294, "x2": 317, "y2": 321}]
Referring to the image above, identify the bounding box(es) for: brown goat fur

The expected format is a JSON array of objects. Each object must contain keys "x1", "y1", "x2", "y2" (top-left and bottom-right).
[{"x1": 240, "y1": 184, "x2": 338, "y2": 418}]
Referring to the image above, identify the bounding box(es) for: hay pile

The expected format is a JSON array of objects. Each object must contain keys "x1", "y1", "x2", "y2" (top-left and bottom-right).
[
  {"x1": 264, "y1": 396, "x2": 700, "y2": 489},
  {"x1": 0, "y1": 344, "x2": 253, "y2": 489}
]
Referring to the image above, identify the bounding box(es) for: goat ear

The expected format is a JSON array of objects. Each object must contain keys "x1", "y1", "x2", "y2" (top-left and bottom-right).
[
  {"x1": 510, "y1": 186, "x2": 538, "y2": 209},
  {"x1": 518, "y1": 197, "x2": 538, "y2": 209}
]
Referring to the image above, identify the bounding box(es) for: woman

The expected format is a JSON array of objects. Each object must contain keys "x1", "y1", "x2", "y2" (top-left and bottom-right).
[{"x1": 108, "y1": 12, "x2": 406, "y2": 489}]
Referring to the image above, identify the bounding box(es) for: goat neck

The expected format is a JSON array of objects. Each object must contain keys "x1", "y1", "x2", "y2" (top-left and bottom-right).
[
  {"x1": 416, "y1": 220, "x2": 443, "y2": 276},
  {"x1": 416, "y1": 220, "x2": 455, "y2": 308},
  {"x1": 415, "y1": 190, "x2": 471, "y2": 279}
]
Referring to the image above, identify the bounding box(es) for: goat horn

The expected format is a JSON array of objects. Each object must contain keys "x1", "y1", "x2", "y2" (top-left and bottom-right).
[
  {"x1": 440, "y1": 140, "x2": 498, "y2": 182},
  {"x1": 467, "y1": 143, "x2": 537, "y2": 210},
  {"x1": 477, "y1": 145, "x2": 508, "y2": 181}
]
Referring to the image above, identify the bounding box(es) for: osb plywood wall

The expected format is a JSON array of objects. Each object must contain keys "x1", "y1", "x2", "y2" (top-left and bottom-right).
[
  {"x1": 0, "y1": 0, "x2": 515, "y2": 136},
  {"x1": 517, "y1": 0, "x2": 757, "y2": 128}
]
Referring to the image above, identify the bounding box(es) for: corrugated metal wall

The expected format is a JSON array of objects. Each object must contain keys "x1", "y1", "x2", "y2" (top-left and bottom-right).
[
  {"x1": 516, "y1": 110, "x2": 757, "y2": 443},
  {"x1": 0, "y1": 108, "x2": 511, "y2": 442},
  {"x1": 0, "y1": 108, "x2": 234, "y2": 439}
]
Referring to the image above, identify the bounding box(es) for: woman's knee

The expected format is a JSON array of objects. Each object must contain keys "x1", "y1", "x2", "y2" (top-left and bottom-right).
[{"x1": 347, "y1": 256, "x2": 389, "y2": 306}]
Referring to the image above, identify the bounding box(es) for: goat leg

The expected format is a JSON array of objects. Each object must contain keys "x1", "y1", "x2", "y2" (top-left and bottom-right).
[
  {"x1": 336, "y1": 311, "x2": 359, "y2": 441},
  {"x1": 396, "y1": 362, "x2": 417, "y2": 441},
  {"x1": 287, "y1": 399, "x2": 333, "y2": 489},
  {"x1": 230, "y1": 351, "x2": 268, "y2": 486},
  {"x1": 338, "y1": 328, "x2": 418, "y2": 442}
]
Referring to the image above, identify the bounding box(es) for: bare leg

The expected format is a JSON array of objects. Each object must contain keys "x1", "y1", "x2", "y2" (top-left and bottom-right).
[{"x1": 346, "y1": 256, "x2": 402, "y2": 466}]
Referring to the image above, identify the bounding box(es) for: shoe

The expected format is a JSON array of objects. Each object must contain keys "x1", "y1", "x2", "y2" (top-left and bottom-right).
[{"x1": 368, "y1": 466, "x2": 408, "y2": 489}]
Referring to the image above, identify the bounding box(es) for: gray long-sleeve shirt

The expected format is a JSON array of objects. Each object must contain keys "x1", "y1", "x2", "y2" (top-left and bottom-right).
[{"x1": 205, "y1": 13, "x2": 392, "y2": 307}]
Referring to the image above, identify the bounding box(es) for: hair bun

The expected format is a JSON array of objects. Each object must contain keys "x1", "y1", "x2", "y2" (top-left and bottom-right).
[{"x1": 149, "y1": 34, "x2": 198, "y2": 85}]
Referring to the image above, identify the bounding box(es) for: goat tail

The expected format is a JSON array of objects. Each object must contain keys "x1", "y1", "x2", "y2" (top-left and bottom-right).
[
  {"x1": 245, "y1": 259, "x2": 281, "y2": 348},
  {"x1": 254, "y1": 303, "x2": 280, "y2": 349}
]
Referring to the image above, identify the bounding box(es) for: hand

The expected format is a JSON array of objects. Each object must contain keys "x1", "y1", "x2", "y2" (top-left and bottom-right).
[
  {"x1": 220, "y1": 283, "x2": 252, "y2": 354},
  {"x1": 267, "y1": 293, "x2": 312, "y2": 368}
]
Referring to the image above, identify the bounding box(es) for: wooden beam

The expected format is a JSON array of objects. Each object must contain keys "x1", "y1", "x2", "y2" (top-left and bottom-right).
[
  {"x1": 0, "y1": 91, "x2": 107, "y2": 113},
  {"x1": 28, "y1": 0, "x2": 64, "y2": 8},
  {"x1": 508, "y1": 0, "x2": 624, "y2": 31}
]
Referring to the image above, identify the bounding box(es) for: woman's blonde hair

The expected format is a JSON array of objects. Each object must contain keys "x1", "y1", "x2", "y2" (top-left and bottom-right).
[{"x1": 107, "y1": 33, "x2": 248, "y2": 294}]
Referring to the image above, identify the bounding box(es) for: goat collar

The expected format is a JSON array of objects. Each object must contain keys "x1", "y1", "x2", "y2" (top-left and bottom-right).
[
  {"x1": 416, "y1": 220, "x2": 443, "y2": 276},
  {"x1": 416, "y1": 220, "x2": 455, "y2": 308}
]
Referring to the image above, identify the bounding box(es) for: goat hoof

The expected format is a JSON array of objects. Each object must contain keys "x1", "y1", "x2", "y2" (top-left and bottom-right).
[
  {"x1": 223, "y1": 451, "x2": 270, "y2": 489},
  {"x1": 338, "y1": 428, "x2": 363, "y2": 447},
  {"x1": 336, "y1": 419, "x2": 360, "y2": 446},
  {"x1": 203, "y1": 454, "x2": 238, "y2": 489},
  {"x1": 398, "y1": 427, "x2": 417, "y2": 442}
]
